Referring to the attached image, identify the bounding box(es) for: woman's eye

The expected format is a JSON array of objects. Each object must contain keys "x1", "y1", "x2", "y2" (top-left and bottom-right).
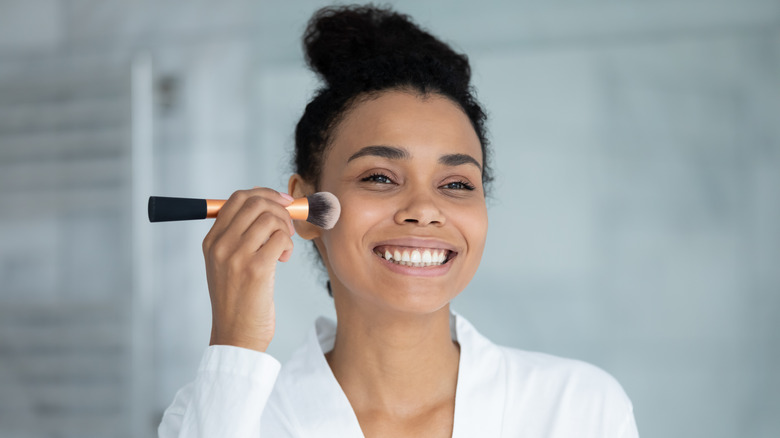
[
  {"x1": 442, "y1": 180, "x2": 476, "y2": 191},
  {"x1": 361, "y1": 173, "x2": 394, "y2": 184}
]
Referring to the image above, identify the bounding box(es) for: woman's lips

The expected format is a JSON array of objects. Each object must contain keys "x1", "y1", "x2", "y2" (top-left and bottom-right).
[
  {"x1": 370, "y1": 238, "x2": 459, "y2": 275},
  {"x1": 372, "y1": 249, "x2": 455, "y2": 277}
]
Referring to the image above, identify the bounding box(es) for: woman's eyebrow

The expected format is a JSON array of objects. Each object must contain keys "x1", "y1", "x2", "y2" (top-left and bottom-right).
[
  {"x1": 347, "y1": 145, "x2": 409, "y2": 162},
  {"x1": 347, "y1": 146, "x2": 480, "y2": 171},
  {"x1": 439, "y1": 153, "x2": 482, "y2": 171}
]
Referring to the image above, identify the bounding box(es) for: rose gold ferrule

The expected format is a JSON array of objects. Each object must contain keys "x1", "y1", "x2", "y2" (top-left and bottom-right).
[
  {"x1": 206, "y1": 199, "x2": 226, "y2": 218},
  {"x1": 286, "y1": 197, "x2": 309, "y2": 221},
  {"x1": 204, "y1": 198, "x2": 308, "y2": 220}
]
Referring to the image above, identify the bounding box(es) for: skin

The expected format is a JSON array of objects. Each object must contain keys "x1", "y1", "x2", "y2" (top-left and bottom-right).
[
  {"x1": 202, "y1": 188, "x2": 295, "y2": 352},
  {"x1": 205, "y1": 90, "x2": 488, "y2": 437}
]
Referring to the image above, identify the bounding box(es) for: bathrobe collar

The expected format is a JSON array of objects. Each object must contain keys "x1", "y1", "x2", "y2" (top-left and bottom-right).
[{"x1": 278, "y1": 312, "x2": 507, "y2": 437}]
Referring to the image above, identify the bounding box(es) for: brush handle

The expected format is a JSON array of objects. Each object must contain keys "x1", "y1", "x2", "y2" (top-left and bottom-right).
[
  {"x1": 148, "y1": 196, "x2": 307, "y2": 222},
  {"x1": 148, "y1": 196, "x2": 208, "y2": 222}
]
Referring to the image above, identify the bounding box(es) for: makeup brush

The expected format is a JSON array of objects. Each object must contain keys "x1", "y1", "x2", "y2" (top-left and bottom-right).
[{"x1": 148, "y1": 192, "x2": 341, "y2": 229}]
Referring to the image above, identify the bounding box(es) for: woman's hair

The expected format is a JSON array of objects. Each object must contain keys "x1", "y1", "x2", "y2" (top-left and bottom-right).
[{"x1": 293, "y1": 4, "x2": 492, "y2": 192}]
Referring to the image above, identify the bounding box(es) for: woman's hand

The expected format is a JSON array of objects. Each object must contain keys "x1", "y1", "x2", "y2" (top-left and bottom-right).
[{"x1": 201, "y1": 188, "x2": 295, "y2": 352}]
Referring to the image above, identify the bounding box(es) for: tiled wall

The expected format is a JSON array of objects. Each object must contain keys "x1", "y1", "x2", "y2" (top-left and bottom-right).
[
  {"x1": 0, "y1": 1, "x2": 778, "y2": 437},
  {"x1": 0, "y1": 54, "x2": 134, "y2": 436}
]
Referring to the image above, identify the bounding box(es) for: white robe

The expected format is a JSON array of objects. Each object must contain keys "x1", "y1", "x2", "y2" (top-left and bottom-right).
[{"x1": 159, "y1": 313, "x2": 639, "y2": 437}]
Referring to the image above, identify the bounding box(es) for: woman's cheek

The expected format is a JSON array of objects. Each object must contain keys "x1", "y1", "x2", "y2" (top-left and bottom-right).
[
  {"x1": 322, "y1": 192, "x2": 385, "y2": 259},
  {"x1": 448, "y1": 199, "x2": 487, "y2": 261},
  {"x1": 339, "y1": 191, "x2": 387, "y2": 227}
]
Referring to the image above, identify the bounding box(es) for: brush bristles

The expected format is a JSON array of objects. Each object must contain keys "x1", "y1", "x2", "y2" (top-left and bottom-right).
[{"x1": 306, "y1": 192, "x2": 341, "y2": 229}]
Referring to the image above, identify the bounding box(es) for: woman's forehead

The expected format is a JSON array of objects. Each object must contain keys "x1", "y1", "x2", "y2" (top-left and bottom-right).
[{"x1": 328, "y1": 91, "x2": 482, "y2": 163}]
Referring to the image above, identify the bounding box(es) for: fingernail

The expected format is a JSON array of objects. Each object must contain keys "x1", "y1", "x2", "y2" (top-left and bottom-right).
[{"x1": 280, "y1": 192, "x2": 295, "y2": 202}]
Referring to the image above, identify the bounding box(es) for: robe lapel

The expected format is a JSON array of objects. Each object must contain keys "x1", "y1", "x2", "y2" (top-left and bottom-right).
[
  {"x1": 282, "y1": 315, "x2": 506, "y2": 437},
  {"x1": 282, "y1": 317, "x2": 365, "y2": 437},
  {"x1": 451, "y1": 313, "x2": 507, "y2": 438}
]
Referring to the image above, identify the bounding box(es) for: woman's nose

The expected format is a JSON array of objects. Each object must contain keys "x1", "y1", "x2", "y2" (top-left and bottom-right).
[{"x1": 393, "y1": 190, "x2": 446, "y2": 226}]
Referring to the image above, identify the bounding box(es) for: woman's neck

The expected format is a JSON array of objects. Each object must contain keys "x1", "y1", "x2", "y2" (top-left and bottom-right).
[{"x1": 325, "y1": 303, "x2": 460, "y2": 419}]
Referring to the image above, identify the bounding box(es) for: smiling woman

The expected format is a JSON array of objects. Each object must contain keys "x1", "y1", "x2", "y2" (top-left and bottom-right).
[
  {"x1": 158, "y1": 5, "x2": 638, "y2": 438},
  {"x1": 303, "y1": 92, "x2": 488, "y2": 318}
]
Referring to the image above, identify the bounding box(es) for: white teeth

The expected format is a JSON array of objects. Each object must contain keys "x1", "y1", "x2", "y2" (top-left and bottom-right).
[{"x1": 377, "y1": 247, "x2": 451, "y2": 267}]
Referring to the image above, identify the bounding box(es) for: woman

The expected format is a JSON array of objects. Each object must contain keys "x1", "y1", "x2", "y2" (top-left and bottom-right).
[{"x1": 159, "y1": 5, "x2": 639, "y2": 437}]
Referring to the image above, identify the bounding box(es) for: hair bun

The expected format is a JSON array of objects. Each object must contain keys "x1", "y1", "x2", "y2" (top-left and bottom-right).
[
  {"x1": 303, "y1": 5, "x2": 471, "y2": 91},
  {"x1": 294, "y1": 4, "x2": 491, "y2": 202}
]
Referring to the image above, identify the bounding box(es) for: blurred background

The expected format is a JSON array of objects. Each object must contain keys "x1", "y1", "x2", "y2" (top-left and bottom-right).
[{"x1": 1, "y1": 0, "x2": 778, "y2": 437}]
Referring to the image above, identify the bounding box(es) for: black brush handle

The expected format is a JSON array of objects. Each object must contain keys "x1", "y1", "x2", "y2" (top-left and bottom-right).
[{"x1": 148, "y1": 196, "x2": 207, "y2": 222}]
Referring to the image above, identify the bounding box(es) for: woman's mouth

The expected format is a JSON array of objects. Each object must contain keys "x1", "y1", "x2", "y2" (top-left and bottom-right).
[{"x1": 372, "y1": 245, "x2": 455, "y2": 268}]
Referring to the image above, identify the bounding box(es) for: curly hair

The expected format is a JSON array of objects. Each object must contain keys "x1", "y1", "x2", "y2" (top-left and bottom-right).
[{"x1": 293, "y1": 4, "x2": 492, "y2": 192}]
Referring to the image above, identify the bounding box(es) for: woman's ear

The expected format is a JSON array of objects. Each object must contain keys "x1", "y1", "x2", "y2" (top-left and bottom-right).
[{"x1": 288, "y1": 174, "x2": 322, "y2": 240}]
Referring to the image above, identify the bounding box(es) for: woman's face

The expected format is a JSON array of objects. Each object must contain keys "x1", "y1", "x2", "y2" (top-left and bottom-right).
[{"x1": 314, "y1": 90, "x2": 488, "y2": 314}]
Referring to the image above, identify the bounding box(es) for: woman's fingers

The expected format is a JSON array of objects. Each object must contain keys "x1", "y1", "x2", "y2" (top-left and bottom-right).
[
  {"x1": 253, "y1": 229, "x2": 295, "y2": 265},
  {"x1": 204, "y1": 192, "x2": 293, "y2": 257},
  {"x1": 278, "y1": 248, "x2": 293, "y2": 263},
  {"x1": 239, "y1": 212, "x2": 295, "y2": 258},
  {"x1": 205, "y1": 189, "x2": 293, "y2": 248},
  {"x1": 201, "y1": 188, "x2": 297, "y2": 352},
  {"x1": 232, "y1": 194, "x2": 292, "y2": 233}
]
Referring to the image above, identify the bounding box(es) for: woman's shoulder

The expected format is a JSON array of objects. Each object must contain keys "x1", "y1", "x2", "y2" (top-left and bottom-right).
[
  {"x1": 498, "y1": 344, "x2": 630, "y2": 399},
  {"x1": 500, "y1": 345, "x2": 620, "y2": 383},
  {"x1": 456, "y1": 313, "x2": 634, "y2": 414},
  {"x1": 498, "y1": 345, "x2": 637, "y2": 436},
  {"x1": 455, "y1": 314, "x2": 638, "y2": 436}
]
